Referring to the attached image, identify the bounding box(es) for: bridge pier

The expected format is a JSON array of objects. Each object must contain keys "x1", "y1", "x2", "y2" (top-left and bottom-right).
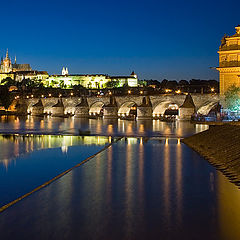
[
  {"x1": 75, "y1": 97, "x2": 89, "y2": 118},
  {"x1": 103, "y1": 96, "x2": 118, "y2": 119},
  {"x1": 51, "y1": 99, "x2": 65, "y2": 117},
  {"x1": 15, "y1": 100, "x2": 28, "y2": 115},
  {"x1": 31, "y1": 99, "x2": 44, "y2": 116},
  {"x1": 178, "y1": 94, "x2": 195, "y2": 120},
  {"x1": 137, "y1": 96, "x2": 153, "y2": 120}
]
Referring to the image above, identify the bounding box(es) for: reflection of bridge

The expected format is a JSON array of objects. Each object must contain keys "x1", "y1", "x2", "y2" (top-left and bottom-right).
[{"x1": 24, "y1": 94, "x2": 220, "y2": 120}]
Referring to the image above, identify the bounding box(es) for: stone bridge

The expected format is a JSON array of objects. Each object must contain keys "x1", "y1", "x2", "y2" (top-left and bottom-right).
[{"x1": 20, "y1": 93, "x2": 220, "y2": 120}]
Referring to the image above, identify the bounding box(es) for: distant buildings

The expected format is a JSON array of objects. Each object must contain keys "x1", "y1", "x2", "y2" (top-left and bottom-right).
[
  {"x1": 0, "y1": 50, "x2": 138, "y2": 88},
  {"x1": 44, "y1": 68, "x2": 138, "y2": 88},
  {"x1": 217, "y1": 25, "x2": 240, "y2": 95},
  {"x1": 0, "y1": 50, "x2": 48, "y2": 82}
]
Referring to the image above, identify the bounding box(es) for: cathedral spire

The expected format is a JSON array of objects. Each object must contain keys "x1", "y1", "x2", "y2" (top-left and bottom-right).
[
  {"x1": 6, "y1": 49, "x2": 9, "y2": 59},
  {"x1": 15, "y1": 55, "x2": 17, "y2": 64}
]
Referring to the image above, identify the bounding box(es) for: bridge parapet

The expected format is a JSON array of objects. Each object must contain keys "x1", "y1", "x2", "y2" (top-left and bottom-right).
[{"x1": 18, "y1": 93, "x2": 220, "y2": 119}]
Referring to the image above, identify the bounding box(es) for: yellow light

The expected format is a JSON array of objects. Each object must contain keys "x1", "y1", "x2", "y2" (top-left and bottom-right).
[
  {"x1": 41, "y1": 95, "x2": 44, "y2": 98},
  {"x1": 128, "y1": 90, "x2": 131, "y2": 94},
  {"x1": 140, "y1": 90, "x2": 143, "y2": 94},
  {"x1": 109, "y1": 91, "x2": 112, "y2": 95},
  {"x1": 49, "y1": 94, "x2": 51, "y2": 97},
  {"x1": 70, "y1": 93, "x2": 73, "y2": 96},
  {"x1": 165, "y1": 89, "x2": 172, "y2": 93},
  {"x1": 175, "y1": 90, "x2": 181, "y2": 94},
  {"x1": 59, "y1": 94, "x2": 62, "y2": 97},
  {"x1": 31, "y1": 95, "x2": 33, "y2": 98},
  {"x1": 211, "y1": 88, "x2": 215, "y2": 92}
]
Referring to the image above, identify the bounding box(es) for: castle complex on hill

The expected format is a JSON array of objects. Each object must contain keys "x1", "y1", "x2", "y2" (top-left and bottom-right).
[
  {"x1": 0, "y1": 50, "x2": 138, "y2": 88},
  {"x1": 217, "y1": 25, "x2": 240, "y2": 95}
]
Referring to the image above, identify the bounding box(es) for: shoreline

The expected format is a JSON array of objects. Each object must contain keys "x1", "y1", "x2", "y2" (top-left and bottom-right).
[{"x1": 182, "y1": 125, "x2": 240, "y2": 187}]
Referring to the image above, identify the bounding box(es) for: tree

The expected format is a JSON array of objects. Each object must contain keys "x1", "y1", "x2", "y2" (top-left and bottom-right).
[
  {"x1": 1, "y1": 77, "x2": 17, "y2": 87},
  {"x1": 224, "y1": 85, "x2": 240, "y2": 111},
  {"x1": 0, "y1": 86, "x2": 13, "y2": 110},
  {"x1": 105, "y1": 80, "x2": 120, "y2": 88}
]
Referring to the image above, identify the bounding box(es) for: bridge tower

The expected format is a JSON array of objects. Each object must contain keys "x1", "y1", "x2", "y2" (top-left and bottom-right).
[{"x1": 217, "y1": 25, "x2": 240, "y2": 95}]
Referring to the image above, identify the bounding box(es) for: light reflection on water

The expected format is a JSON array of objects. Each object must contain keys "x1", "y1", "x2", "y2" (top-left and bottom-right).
[
  {"x1": 0, "y1": 135, "x2": 109, "y2": 207},
  {"x1": 0, "y1": 115, "x2": 208, "y2": 137},
  {"x1": 0, "y1": 134, "x2": 109, "y2": 169},
  {"x1": 0, "y1": 138, "x2": 240, "y2": 240}
]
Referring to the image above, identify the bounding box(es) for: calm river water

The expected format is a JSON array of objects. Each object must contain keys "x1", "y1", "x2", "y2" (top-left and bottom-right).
[{"x1": 0, "y1": 117, "x2": 240, "y2": 240}]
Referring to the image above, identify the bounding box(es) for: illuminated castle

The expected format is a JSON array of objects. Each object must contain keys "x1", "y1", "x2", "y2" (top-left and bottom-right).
[
  {"x1": 0, "y1": 49, "x2": 32, "y2": 73},
  {"x1": 0, "y1": 49, "x2": 138, "y2": 88},
  {"x1": 217, "y1": 25, "x2": 240, "y2": 95}
]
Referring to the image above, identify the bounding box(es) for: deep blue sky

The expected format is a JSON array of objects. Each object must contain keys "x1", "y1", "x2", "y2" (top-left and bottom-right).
[{"x1": 0, "y1": 0, "x2": 239, "y2": 80}]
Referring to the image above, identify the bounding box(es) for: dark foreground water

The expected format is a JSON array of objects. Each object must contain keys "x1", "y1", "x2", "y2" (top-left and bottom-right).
[
  {"x1": 0, "y1": 135, "x2": 109, "y2": 207},
  {"x1": 1, "y1": 137, "x2": 240, "y2": 240}
]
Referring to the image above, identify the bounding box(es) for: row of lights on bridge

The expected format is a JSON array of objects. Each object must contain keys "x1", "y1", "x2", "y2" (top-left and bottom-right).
[{"x1": 14, "y1": 88, "x2": 216, "y2": 100}]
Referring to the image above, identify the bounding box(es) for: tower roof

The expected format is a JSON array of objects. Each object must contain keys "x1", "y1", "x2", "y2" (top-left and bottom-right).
[
  {"x1": 52, "y1": 99, "x2": 64, "y2": 108},
  {"x1": 32, "y1": 99, "x2": 43, "y2": 107},
  {"x1": 180, "y1": 94, "x2": 195, "y2": 108}
]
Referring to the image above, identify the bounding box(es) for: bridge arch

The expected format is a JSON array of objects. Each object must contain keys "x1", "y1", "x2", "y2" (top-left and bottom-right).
[
  {"x1": 89, "y1": 101, "x2": 105, "y2": 116},
  {"x1": 197, "y1": 101, "x2": 220, "y2": 115},
  {"x1": 153, "y1": 101, "x2": 180, "y2": 116},
  {"x1": 118, "y1": 101, "x2": 137, "y2": 116}
]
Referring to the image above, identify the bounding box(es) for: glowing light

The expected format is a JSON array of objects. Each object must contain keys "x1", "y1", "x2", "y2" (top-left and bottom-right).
[
  {"x1": 59, "y1": 94, "x2": 62, "y2": 97},
  {"x1": 41, "y1": 95, "x2": 44, "y2": 98},
  {"x1": 211, "y1": 88, "x2": 215, "y2": 92},
  {"x1": 165, "y1": 138, "x2": 169, "y2": 145},
  {"x1": 31, "y1": 95, "x2": 33, "y2": 98},
  {"x1": 140, "y1": 90, "x2": 143, "y2": 94},
  {"x1": 26, "y1": 96, "x2": 29, "y2": 99},
  {"x1": 128, "y1": 90, "x2": 131, "y2": 94},
  {"x1": 165, "y1": 89, "x2": 172, "y2": 93},
  {"x1": 175, "y1": 90, "x2": 181, "y2": 94},
  {"x1": 109, "y1": 91, "x2": 112, "y2": 95},
  {"x1": 49, "y1": 93, "x2": 52, "y2": 97},
  {"x1": 70, "y1": 92, "x2": 73, "y2": 96}
]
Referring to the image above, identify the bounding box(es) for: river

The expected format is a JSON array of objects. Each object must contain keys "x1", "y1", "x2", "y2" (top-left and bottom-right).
[{"x1": 0, "y1": 117, "x2": 239, "y2": 240}]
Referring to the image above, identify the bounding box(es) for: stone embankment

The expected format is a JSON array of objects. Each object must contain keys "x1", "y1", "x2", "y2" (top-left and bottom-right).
[{"x1": 182, "y1": 125, "x2": 240, "y2": 187}]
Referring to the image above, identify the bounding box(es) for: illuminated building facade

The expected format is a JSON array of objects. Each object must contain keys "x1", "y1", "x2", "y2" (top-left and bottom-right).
[
  {"x1": 217, "y1": 25, "x2": 240, "y2": 95},
  {"x1": 0, "y1": 50, "x2": 138, "y2": 88},
  {"x1": 44, "y1": 70, "x2": 138, "y2": 88}
]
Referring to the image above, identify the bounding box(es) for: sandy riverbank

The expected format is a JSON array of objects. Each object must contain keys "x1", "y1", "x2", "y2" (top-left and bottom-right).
[{"x1": 182, "y1": 125, "x2": 240, "y2": 187}]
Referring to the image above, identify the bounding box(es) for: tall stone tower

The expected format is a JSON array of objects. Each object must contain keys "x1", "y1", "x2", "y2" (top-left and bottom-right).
[{"x1": 217, "y1": 25, "x2": 240, "y2": 95}]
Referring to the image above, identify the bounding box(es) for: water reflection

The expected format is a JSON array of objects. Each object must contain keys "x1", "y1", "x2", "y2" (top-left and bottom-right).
[
  {"x1": 0, "y1": 115, "x2": 208, "y2": 137},
  {"x1": 0, "y1": 135, "x2": 109, "y2": 169},
  {"x1": 0, "y1": 138, "x2": 240, "y2": 240}
]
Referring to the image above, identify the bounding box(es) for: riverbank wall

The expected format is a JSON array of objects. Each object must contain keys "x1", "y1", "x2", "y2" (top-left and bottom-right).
[{"x1": 182, "y1": 125, "x2": 240, "y2": 187}]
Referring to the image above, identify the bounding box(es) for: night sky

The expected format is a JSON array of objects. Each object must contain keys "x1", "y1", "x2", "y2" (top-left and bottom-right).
[{"x1": 1, "y1": 0, "x2": 239, "y2": 80}]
